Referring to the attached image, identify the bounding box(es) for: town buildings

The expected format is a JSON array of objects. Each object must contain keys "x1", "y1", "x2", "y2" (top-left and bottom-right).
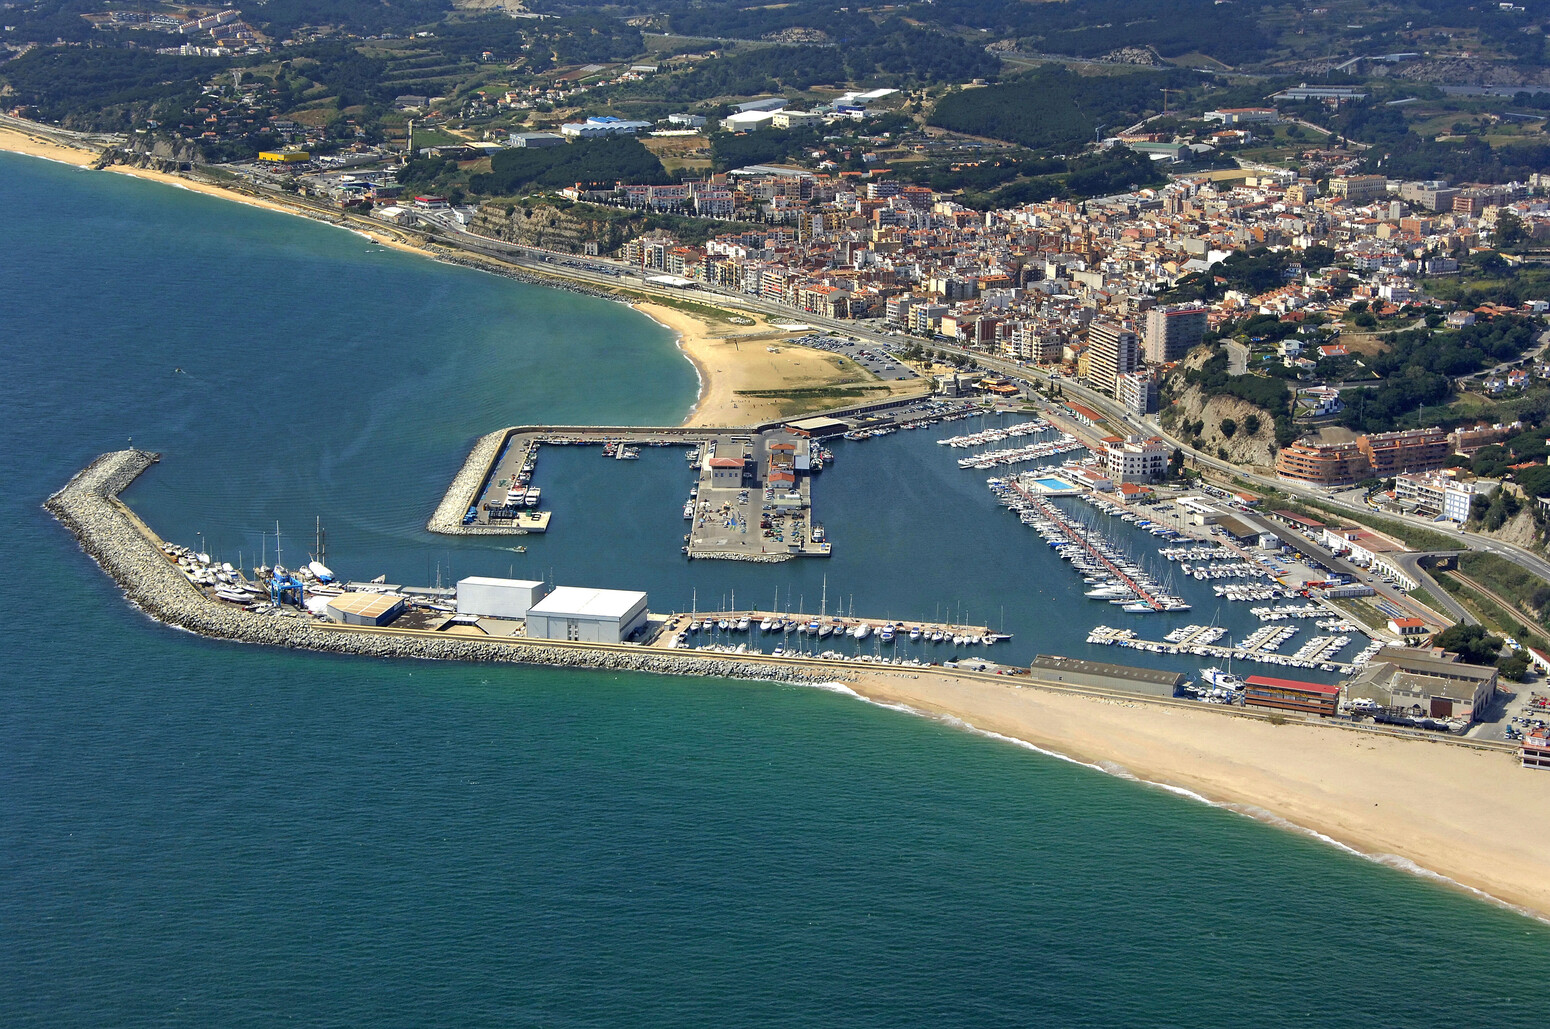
[
  {"x1": 1086, "y1": 321, "x2": 1141, "y2": 396},
  {"x1": 1142, "y1": 304, "x2": 1208, "y2": 363}
]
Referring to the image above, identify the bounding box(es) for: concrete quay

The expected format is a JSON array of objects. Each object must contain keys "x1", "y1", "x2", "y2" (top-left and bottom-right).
[
  {"x1": 46, "y1": 450, "x2": 841, "y2": 684},
  {"x1": 46, "y1": 451, "x2": 1521, "y2": 758}
]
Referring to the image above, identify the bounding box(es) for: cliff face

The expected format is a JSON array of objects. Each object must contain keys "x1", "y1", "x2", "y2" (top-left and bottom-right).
[
  {"x1": 1159, "y1": 348, "x2": 1278, "y2": 470},
  {"x1": 469, "y1": 202, "x2": 632, "y2": 254},
  {"x1": 1161, "y1": 382, "x2": 1279, "y2": 470}
]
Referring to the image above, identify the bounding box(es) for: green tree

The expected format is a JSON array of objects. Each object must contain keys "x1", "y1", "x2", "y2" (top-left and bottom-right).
[
  {"x1": 1431, "y1": 624, "x2": 1503, "y2": 665},
  {"x1": 1220, "y1": 417, "x2": 1237, "y2": 438}
]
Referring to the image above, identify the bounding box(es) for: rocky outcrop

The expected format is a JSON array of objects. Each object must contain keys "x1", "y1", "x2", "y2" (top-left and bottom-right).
[
  {"x1": 469, "y1": 202, "x2": 630, "y2": 255},
  {"x1": 46, "y1": 450, "x2": 835, "y2": 684},
  {"x1": 1160, "y1": 381, "x2": 1278, "y2": 470}
]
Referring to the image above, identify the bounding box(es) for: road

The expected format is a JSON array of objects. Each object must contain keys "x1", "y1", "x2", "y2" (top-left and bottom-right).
[
  {"x1": 1387, "y1": 552, "x2": 1474, "y2": 625},
  {"x1": 252, "y1": 193, "x2": 1550, "y2": 595}
]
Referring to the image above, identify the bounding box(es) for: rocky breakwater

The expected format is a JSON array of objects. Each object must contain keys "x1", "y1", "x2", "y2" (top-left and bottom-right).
[
  {"x1": 426, "y1": 428, "x2": 511, "y2": 534},
  {"x1": 48, "y1": 450, "x2": 838, "y2": 685}
]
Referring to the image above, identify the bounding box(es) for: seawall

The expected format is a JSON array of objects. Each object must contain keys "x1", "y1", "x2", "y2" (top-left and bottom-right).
[
  {"x1": 47, "y1": 450, "x2": 835, "y2": 683},
  {"x1": 48, "y1": 451, "x2": 1523, "y2": 757}
]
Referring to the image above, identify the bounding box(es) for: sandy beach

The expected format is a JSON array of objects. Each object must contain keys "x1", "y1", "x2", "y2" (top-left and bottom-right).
[
  {"x1": 11, "y1": 122, "x2": 1545, "y2": 923},
  {"x1": 0, "y1": 124, "x2": 102, "y2": 167},
  {"x1": 0, "y1": 125, "x2": 431, "y2": 257},
  {"x1": 634, "y1": 301, "x2": 918, "y2": 426},
  {"x1": 842, "y1": 668, "x2": 1550, "y2": 920}
]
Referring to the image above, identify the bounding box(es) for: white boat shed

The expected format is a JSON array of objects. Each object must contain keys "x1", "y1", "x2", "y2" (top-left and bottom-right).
[
  {"x1": 456, "y1": 576, "x2": 550, "y2": 620},
  {"x1": 525, "y1": 586, "x2": 649, "y2": 644}
]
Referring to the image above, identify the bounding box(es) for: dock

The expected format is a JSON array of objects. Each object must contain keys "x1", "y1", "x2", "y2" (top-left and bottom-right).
[
  {"x1": 1004, "y1": 480, "x2": 1170, "y2": 611},
  {"x1": 651, "y1": 607, "x2": 992, "y2": 653}
]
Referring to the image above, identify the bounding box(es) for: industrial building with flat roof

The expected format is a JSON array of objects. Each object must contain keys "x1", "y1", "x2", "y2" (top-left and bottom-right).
[
  {"x1": 325, "y1": 592, "x2": 406, "y2": 626},
  {"x1": 1343, "y1": 647, "x2": 1498, "y2": 724},
  {"x1": 456, "y1": 576, "x2": 550, "y2": 620},
  {"x1": 526, "y1": 586, "x2": 649, "y2": 644}
]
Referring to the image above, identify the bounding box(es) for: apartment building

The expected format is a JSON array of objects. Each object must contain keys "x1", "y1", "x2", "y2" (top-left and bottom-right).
[
  {"x1": 1086, "y1": 320, "x2": 1141, "y2": 396},
  {"x1": 1142, "y1": 304, "x2": 1208, "y2": 363}
]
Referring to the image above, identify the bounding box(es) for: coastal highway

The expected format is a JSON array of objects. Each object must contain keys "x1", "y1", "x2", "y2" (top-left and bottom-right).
[{"x1": 252, "y1": 192, "x2": 1550, "y2": 597}]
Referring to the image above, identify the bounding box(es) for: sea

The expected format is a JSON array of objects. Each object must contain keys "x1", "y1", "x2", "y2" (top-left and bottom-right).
[{"x1": 3, "y1": 152, "x2": 1548, "y2": 1026}]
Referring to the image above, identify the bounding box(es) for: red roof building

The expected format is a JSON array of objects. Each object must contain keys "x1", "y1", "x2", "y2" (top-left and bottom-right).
[{"x1": 1243, "y1": 675, "x2": 1341, "y2": 717}]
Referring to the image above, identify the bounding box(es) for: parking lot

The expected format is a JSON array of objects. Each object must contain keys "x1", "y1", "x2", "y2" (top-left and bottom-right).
[{"x1": 786, "y1": 334, "x2": 919, "y2": 382}]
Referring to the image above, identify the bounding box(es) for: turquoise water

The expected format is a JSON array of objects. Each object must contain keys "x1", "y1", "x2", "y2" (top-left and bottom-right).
[{"x1": 3, "y1": 153, "x2": 1548, "y2": 1026}]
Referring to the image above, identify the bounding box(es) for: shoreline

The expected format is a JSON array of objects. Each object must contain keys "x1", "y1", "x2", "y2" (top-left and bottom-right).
[
  {"x1": 840, "y1": 668, "x2": 1550, "y2": 923},
  {"x1": 13, "y1": 125, "x2": 1550, "y2": 925},
  {"x1": 49, "y1": 448, "x2": 1550, "y2": 924},
  {"x1": 0, "y1": 125, "x2": 902, "y2": 431}
]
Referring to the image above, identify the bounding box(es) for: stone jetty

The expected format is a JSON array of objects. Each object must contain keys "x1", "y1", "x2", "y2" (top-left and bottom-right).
[{"x1": 46, "y1": 450, "x2": 835, "y2": 684}]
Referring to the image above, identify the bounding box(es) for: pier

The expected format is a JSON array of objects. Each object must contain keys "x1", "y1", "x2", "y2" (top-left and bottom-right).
[{"x1": 1004, "y1": 480, "x2": 1168, "y2": 611}]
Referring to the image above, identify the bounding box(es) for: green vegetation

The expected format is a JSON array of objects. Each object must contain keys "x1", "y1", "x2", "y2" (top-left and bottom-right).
[
  {"x1": 1406, "y1": 587, "x2": 1445, "y2": 616},
  {"x1": 1360, "y1": 138, "x2": 1550, "y2": 187},
  {"x1": 1431, "y1": 622, "x2": 1504, "y2": 664},
  {"x1": 1164, "y1": 246, "x2": 1338, "y2": 304},
  {"x1": 1339, "y1": 317, "x2": 1541, "y2": 434},
  {"x1": 1437, "y1": 575, "x2": 1547, "y2": 666},
  {"x1": 1176, "y1": 345, "x2": 1296, "y2": 446},
  {"x1": 1458, "y1": 552, "x2": 1550, "y2": 628},
  {"x1": 929, "y1": 66, "x2": 1199, "y2": 153},
  {"x1": 470, "y1": 137, "x2": 672, "y2": 194},
  {"x1": 1256, "y1": 489, "x2": 1461, "y2": 553}
]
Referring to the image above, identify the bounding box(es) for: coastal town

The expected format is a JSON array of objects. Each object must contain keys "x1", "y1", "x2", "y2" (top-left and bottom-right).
[{"x1": 6, "y1": 3, "x2": 1550, "y2": 987}]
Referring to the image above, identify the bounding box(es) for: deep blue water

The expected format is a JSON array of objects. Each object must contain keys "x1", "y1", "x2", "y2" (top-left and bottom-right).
[{"x1": 3, "y1": 153, "x2": 1548, "y2": 1027}]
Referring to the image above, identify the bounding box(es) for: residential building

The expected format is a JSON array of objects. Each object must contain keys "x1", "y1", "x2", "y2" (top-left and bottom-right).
[
  {"x1": 1142, "y1": 304, "x2": 1207, "y2": 363},
  {"x1": 1275, "y1": 439, "x2": 1368, "y2": 486},
  {"x1": 1330, "y1": 175, "x2": 1388, "y2": 203},
  {"x1": 1103, "y1": 435, "x2": 1169, "y2": 483},
  {"x1": 1116, "y1": 370, "x2": 1158, "y2": 416},
  {"x1": 1086, "y1": 320, "x2": 1141, "y2": 396},
  {"x1": 1356, "y1": 427, "x2": 1449, "y2": 477}
]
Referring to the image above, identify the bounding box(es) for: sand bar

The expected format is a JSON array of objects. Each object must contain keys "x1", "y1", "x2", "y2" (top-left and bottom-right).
[{"x1": 844, "y1": 667, "x2": 1550, "y2": 921}]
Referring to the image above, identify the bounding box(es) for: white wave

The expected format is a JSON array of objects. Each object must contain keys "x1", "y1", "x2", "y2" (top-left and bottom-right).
[
  {"x1": 807, "y1": 680, "x2": 862, "y2": 699},
  {"x1": 813, "y1": 681, "x2": 1550, "y2": 925}
]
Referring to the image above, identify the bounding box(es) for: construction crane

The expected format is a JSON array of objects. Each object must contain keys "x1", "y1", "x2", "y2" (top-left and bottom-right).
[{"x1": 1160, "y1": 88, "x2": 1175, "y2": 116}]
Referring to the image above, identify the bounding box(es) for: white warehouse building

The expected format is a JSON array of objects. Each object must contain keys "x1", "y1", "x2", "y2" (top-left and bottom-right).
[
  {"x1": 525, "y1": 586, "x2": 650, "y2": 644},
  {"x1": 456, "y1": 576, "x2": 550, "y2": 620}
]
